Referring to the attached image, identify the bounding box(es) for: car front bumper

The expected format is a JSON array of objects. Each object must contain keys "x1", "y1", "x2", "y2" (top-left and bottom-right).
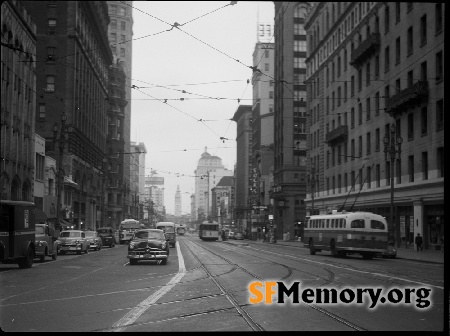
[
  {"x1": 59, "y1": 245, "x2": 83, "y2": 251},
  {"x1": 128, "y1": 250, "x2": 168, "y2": 260}
]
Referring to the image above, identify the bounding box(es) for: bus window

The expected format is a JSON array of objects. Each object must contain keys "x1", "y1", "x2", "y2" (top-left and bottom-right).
[
  {"x1": 351, "y1": 219, "x2": 365, "y2": 228},
  {"x1": 326, "y1": 219, "x2": 330, "y2": 228},
  {"x1": 340, "y1": 219, "x2": 344, "y2": 228},
  {"x1": 331, "y1": 219, "x2": 335, "y2": 228},
  {"x1": 370, "y1": 220, "x2": 385, "y2": 230}
]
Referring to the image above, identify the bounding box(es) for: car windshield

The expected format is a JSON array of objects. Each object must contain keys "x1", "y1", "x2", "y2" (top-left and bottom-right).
[
  {"x1": 60, "y1": 231, "x2": 81, "y2": 238},
  {"x1": 156, "y1": 225, "x2": 174, "y2": 233},
  {"x1": 85, "y1": 232, "x2": 95, "y2": 237},
  {"x1": 35, "y1": 226, "x2": 45, "y2": 234},
  {"x1": 134, "y1": 231, "x2": 164, "y2": 240},
  {"x1": 97, "y1": 229, "x2": 110, "y2": 234}
]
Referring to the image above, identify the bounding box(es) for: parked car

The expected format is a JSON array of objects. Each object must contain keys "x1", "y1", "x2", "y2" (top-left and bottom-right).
[
  {"x1": 382, "y1": 245, "x2": 397, "y2": 259},
  {"x1": 97, "y1": 227, "x2": 116, "y2": 248},
  {"x1": 84, "y1": 231, "x2": 102, "y2": 251},
  {"x1": 228, "y1": 231, "x2": 235, "y2": 240},
  {"x1": 35, "y1": 224, "x2": 58, "y2": 261},
  {"x1": 128, "y1": 229, "x2": 170, "y2": 265},
  {"x1": 234, "y1": 232, "x2": 244, "y2": 240},
  {"x1": 57, "y1": 230, "x2": 89, "y2": 255}
]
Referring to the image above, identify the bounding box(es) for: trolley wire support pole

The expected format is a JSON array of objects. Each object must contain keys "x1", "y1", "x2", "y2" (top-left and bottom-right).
[{"x1": 383, "y1": 123, "x2": 403, "y2": 247}]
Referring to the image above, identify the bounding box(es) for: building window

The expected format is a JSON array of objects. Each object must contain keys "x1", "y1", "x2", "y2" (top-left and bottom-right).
[
  {"x1": 386, "y1": 161, "x2": 391, "y2": 186},
  {"x1": 110, "y1": 33, "x2": 117, "y2": 42},
  {"x1": 407, "y1": 26, "x2": 413, "y2": 55},
  {"x1": 337, "y1": 87, "x2": 341, "y2": 107},
  {"x1": 421, "y1": 107, "x2": 428, "y2": 135},
  {"x1": 344, "y1": 82, "x2": 347, "y2": 102},
  {"x1": 395, "y1": 37, "x2": 401, "y2": 64},
  {"x1": 395, "y1": 2, "x2": 401, "y2": 23},
  {"x1": 375, "y1": 128, "x2": 380, "y2": 152},
  {"x1": 344, "y1": 49, "x2": 347, "y2": 71},
  {"x1": 436, "y1": 99, "x2": 443, "y2": 130},
  {"x1": 111, "y1": 19, "x2": 117, "y2": 29},
  {"x1": 374, "y1": 55, "x2": 380, "y2": 78},
  {"x1": 351, "y1": 108, "x2": 355, "y2": 128},
  {"x1": 358, "y1": 68, "x2": 362, "y2": 91},
  {"x1": 407, "y1": 113, "x2": 414, "y2": 140},
  {"x1": 436, "y1": 51, "x2": 443, "y2": 81},
  {"x1": 358, "y1": 103, "x2": 362, "y2": 125},
  {"x1": 358, "y1": 136, "x2": 363, "y2": 158},
  {"x1": 408, "y1": 155, "x2": 414, "y2": 182},
  {"x1": 118, "y1": 7, "x2": 126, "y2": 16},
  {"x1": 359, "y1": 168, "x2": 363, "y2": 188},
  {"x1": 436, "y1": 3, "x2": 443, "y2": 34},
  {"x1": 422, "y1": 152, "x2": 428, "y2": 180},
  {"x1": 366, "y1": 132, "x2": 371, "y2": 155},
  {"x1": 121, "y1": 21, "x2": 126, "y2": 30},
  {"x1": 407, "y1": 70, "x2": 413, "y2": 88},
  {"x1": 375, "y1": 91, "x2": 380, "y2": 116},
  {"x1": 47, "y1": 47, "x2": 56, "y2": 62},
  {"x1": 351, "y1": 139, "x2": 355, "y2": 159},
  {"x1": 337, "y1": 56, "x2": 341, "y2": 77},
  {"x1": 265, "y1": 49, "x2": 270, "y2": 58},
  {"x1": 110, "y1": 5, "x2": 117, "y2": 15},
  {"x1": 420, "y1": 15, "x2": 427, "y2": 46},
  {"x1": 396, "y1": 158, "x2": 402, "y2": 184},
  {"x1": 421, "y1": 61, "x2": 427, "y2": 81},
  {"x1": 269, "y1": 91, "x2": 274, "y2": 99},
  {"x1": 120, "y1": 48, "x2": 125, "y2": 57},
  {"x1": 48, "y1": 19, "x2": 56, "y2": 34},
  {"x1": 395, "y1": 78, "x2": 401, "y2": 94},
  {"x1": 384, "y1": 5, "x2": 390, "y2": 34},
  {"x1": 384, "y1": 46, "x2": 390, "y2": 72},
  {"x1": 376, "y1": 164, "x2": 380, "y2": 187},
  {"x1": 46, "y1": 76, "x2": 55, "y2": 92},
  {"x1": 39, "y1": 104, "x2": 46, "y2": 119},
  {"x1": 366, "y1": 62, "x2": 371, "y2": 86},
  {"x1": 350, "y1": 75, "x2": 355, "y2": 97},
  {"x1": 367, "y1": 166, "x2": 371, "y2": 189},
  {"x1": 366, "y1": 98, "x2": 371, "y2": 120},
  {"x1": 332, "y1": 92, "x2": 335, "y2": 110}
]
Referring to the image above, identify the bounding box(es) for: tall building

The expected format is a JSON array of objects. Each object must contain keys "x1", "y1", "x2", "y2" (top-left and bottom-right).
[
  {"x1": 107, "y1": 1, "x2": 134, "y2": 226},
  {"x1": 251, "y1": 42, "x2": 275, "y2": 236},
  {"x1": 22, "y1": 1, "x2": 113, "y2": 230},
  {"x1": 175, "y1": 185, "x2": 181, "y2": 217},
  {"x1": 211, "y1": 176, "x2": 233, "y2": 227},
  {"x1": 1, "y1": 0, "x2": 37, "y2": 203},
  {"x1": 304, "y1": 2, "x2": 444, "y2": 249},
  {"x1": 130, "y1": 141, "x2": 146, "y2": 221},
  {"x1": 145, "y1": 173, "x2": 165, "y2": 225},
  {"x1": 194, "y1": 148, "x2": 233, "y2": 221},
  {"x1": 271, "y1": 3, "x2": 309, "y2": 240},
  {"x1": 232, "y1": 105, "x2": 253, "y2": 232}
]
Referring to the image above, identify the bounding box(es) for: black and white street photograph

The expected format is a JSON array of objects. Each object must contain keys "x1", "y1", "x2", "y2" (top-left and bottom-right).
[{"x1": 0, "y1": 1, "x2": 446, "y2": 332}]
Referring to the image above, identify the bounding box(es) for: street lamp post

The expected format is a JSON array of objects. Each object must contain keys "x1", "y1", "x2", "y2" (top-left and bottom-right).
[
  {"x1": 383, "y1": 123, "x2": 403, "y2": 247},
  {"x1": 52, "y1": 112, "x2": 73, "y2": 231}
]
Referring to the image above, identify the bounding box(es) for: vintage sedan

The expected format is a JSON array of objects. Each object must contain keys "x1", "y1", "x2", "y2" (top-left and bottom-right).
[
  {"x1": 57, "y1": 230, "x2": 89, "y2": 255},
  {"x1": 128, "y1": 229, "x2": 170, "y2": 265},
  {"x1": 96, "y1": 227, "x2": 116, "y2": 248},
  {"x1": 84, "y1": 231, "x2": 102, "y2": 251}
]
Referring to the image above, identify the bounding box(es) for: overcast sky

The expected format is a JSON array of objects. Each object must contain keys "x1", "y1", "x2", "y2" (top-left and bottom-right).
[{"x1": 129, "y1": 1, "x2": 274, "y2": 214}]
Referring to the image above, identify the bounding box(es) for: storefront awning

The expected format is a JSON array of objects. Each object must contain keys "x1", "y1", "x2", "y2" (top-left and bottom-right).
[{"x1": 35, "y1": 208, "x2": 48, "y2": 223}]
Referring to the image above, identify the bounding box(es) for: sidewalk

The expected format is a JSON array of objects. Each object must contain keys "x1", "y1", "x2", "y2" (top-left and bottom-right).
[{"x1": 226, "y1": 239, "x2": 444, "y2": 264}]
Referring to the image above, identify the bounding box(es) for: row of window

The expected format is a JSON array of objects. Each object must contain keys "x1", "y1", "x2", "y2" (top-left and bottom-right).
[
  {"x1": 306, "y1": 218, "x2": 386, "y2": 230},
  {"x1": 321, "y1": 148, "x2": 444, "y2": 196},
  {"x1": 110, "y1": 19, "x2": 127, "y2": 31}
]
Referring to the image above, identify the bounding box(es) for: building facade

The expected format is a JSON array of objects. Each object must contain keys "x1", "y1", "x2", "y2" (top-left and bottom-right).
[
  {"x1": 129, "y1": 141, "x2": 146, "y2": 222},
  {"x1": 250, "y1": 42, "x2": 275, "y2": 236},
  {"x1": 22, "y1": 1, "x2": 113, "y2": 230},
  {"x1": 1, "y1": 0, "x2": 37, "y2": 203},
  {"x1": 232, "y1": 105, "x2": 253, "y2": 233},
  {"x1": 211, "y1": 176, "x2": 233, "y2": 227},
  {"x1": 271, "y1": 2, "x2": 309, "y2": 241},
  {"x1": 194, "y1": 148, "x2": 233, "y2": 221},
  {"x1": 304, "y1": 2, "x2": 444, "y2": 249}
]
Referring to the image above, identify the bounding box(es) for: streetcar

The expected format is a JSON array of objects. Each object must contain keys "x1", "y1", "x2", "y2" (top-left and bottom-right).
[
  {"x1": 175, "y1": 223, "x2": 187, "y2": 235},
  {"x1": 199, "y1": 220, "x2": 219, "y2": 241},
  {"x1": 303, "y1": 210, "x2": 388, "y2": 259}
]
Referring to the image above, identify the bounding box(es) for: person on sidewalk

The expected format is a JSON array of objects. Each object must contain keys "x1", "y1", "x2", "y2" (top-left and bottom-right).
[{"x1": 415, "y1": 233, "x2": 423, "y2": 251}]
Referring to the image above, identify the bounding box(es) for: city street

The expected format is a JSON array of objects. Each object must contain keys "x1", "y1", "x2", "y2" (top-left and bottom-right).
[{"x1": 0, "y1": 234, "x2": 445, "y2": 332}]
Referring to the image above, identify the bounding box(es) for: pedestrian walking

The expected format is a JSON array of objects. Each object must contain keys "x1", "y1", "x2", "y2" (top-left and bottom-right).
[{"x1": 415, "y1": 233, "x2": 423, "y2": 251}]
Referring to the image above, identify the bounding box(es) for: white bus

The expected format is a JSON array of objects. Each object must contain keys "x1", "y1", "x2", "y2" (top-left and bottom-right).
[
  {"x1": 303, "y1": 211, "x2": 389, "y2": 259},
  {"x1": 119, "y1": 219, "x2": 142, "y2": 244}
]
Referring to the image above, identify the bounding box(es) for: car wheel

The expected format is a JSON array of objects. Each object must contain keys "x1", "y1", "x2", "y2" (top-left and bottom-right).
[
  {"x1": 160, "y1": 258, "x2": 167, "y2": 265},
  {"x1": 18, "y1": 247, "x2": 34, "y2": 268},
  {"x1": 129, "y1": 259, "x2": 138, "y2": 265},
  {"x1": 110, "y1": 243, "x2": 114, "y2": 248}
]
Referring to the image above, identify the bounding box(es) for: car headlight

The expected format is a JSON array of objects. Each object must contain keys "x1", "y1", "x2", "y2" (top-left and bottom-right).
[
  {"x1": 161, "y1": 242, "x2": 167, "y2": 249},
  {"x1": 129, "y1": 242, "x2": 135, "y2": 250}
]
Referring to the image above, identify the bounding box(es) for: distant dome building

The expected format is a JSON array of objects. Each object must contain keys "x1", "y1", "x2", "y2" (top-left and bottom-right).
[{"x1": 194, "y1": 147, "x2": 233, "y2": 220}]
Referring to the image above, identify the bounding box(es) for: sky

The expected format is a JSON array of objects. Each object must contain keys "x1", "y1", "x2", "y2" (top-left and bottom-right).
[{"x1": 129, "y1": 1, "x2": 274, "y2": 215}]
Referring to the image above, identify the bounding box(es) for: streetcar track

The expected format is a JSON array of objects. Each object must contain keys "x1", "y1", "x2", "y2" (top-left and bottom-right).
[{"x1": 184, "y1": 238, "x2": 368, "y2": 331}]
